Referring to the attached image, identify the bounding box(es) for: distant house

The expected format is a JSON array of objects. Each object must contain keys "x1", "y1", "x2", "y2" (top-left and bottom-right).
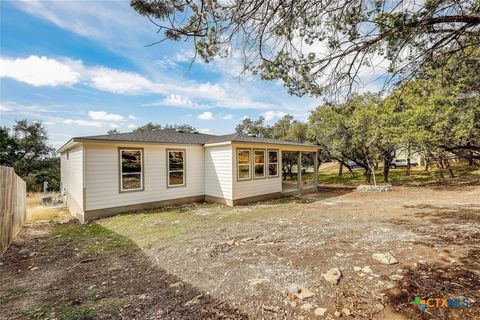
[{"x1": 58, "y1": 129, "x2": 319, "y2": 222}]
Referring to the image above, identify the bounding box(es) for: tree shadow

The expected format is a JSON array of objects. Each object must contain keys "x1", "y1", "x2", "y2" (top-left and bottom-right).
[{"x1": 0, "y1": 222, "x2": 249, "y2": 319}]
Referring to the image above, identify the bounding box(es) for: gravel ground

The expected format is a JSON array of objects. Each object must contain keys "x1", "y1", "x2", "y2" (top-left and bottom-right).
[{"x1": 1, "y1": 184, "x2": 479, "y2": 319}]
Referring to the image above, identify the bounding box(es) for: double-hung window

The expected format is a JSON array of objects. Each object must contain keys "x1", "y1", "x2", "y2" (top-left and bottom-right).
[
  {"x1": 268, "y1": 150, "x2": 279, "y2": 177},
  {"x1": 237, "y1": 149, "x2": 251, "y2": 180},
  {"x1": 120, "y1": 149, "x2": 143, "y2": 192},
  {"x1": 254, "y1": 150, "x2": 266, "y2": 179},
  {"x1": 167, "y1": 150, "x2": 185, "y2": 187}
]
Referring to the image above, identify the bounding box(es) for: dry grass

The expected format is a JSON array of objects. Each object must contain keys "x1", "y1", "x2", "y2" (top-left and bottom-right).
[{"x1": 26, "y1": 193, "x2": 70, "y2": 223}]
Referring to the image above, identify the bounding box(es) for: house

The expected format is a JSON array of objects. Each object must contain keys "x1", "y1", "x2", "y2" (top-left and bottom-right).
[{"x1": 58, "y1": 129, "x2": 319, "y2": 222}]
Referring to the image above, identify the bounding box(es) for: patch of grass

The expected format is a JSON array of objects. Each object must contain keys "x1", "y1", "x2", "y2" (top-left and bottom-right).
[
  {"x1": 0, "y1": 286, "x2": 28, "y2": 303},
  {"x1": 53, "y1": 223, "x2": 137, "y2": 255},
  {"x1": 25, "y1": 303, "x2": 97, "y2": 320},
  {"x1": 27, "y1": 192, "x2": 70, "y2": 223}
]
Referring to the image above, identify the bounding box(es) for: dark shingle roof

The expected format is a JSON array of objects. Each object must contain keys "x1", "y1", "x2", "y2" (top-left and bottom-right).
[{"x1": 66, "y1": 129, "x2": 315, "y2": 148}]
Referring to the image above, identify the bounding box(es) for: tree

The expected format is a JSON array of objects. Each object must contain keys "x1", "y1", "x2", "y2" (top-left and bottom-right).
[
  {"x1": 234, "y1": 116, "x2": 271, "y2": 137},
  {"x1": 132, "y1": 0, "x2": 480, "y2": 97},
  {"x1": 134, "y1": 122, "x2": 197, "y2": 132},
  {"x1": 107, "y1": 129, "x2": 120, "y2": 135},
  {"x1": 0, "y1": 120, "x2": 59, "y2": 191}
]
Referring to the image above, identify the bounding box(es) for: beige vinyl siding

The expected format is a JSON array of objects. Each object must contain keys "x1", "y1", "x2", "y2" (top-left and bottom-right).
[
  {"x1": 232, "y1": 146, "x2": 282, "y2": 200},
  {"x1": 204, "y1": 145, "x2": 233, "y2": 200},
  {"x1": 60, "y1": 145, "x2": 84, "y2": 217},
  {"x1": 85, "y1": 143, "x2": 204, "y2": 211}
]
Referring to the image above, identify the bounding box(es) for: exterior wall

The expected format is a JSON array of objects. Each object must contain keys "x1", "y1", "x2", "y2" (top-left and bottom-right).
[
  {"x1": 204, "y1": 145, "x2": 233, "y2": 200},
  {"x1": 60, "y1": 145, "x2": 84, "y2": 219},
  {"x1": 84, "y1": 143, "x2": 205, "y2": 211},
  {"x1": 232, "y1": 145, "x2": 283, "y2": 200}
]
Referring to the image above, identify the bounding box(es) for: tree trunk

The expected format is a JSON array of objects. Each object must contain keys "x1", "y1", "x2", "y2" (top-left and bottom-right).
[
  {"x1": 424, "y1": 159, "x2": 429, "y2": 172},
  {"x1": 437, "y1": 158, "x2": 445, "y2": 179},
  {"x1": 406, "y1": 144, "x2": 411, "y2": 176},
  {"x1": 339, "y1": 162, "x2": 343, "y2": 176},
  {"x1": 383, "y1": 158, "x2": 390, "y2": 183},
  {"x1": 365, "y1": 168, "x2": 372, "y2": 184},
  {"x1": 444, "y1": 158, "x2": 455, "y2": 178}
]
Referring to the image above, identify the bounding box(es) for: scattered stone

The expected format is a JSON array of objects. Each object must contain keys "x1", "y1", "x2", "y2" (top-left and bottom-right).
[
  {"x1": 314, "y1": 307, "x2": 327, "y2": 316},
  {"x1": 288, "y1": 283, "x2": 299, "y2": 293},
  {"x1": 322, "y1": 268, "x2": 342, "y2": 285},
  {"x1": 353, "y1": 266, "x2": 361, "y2": 272},
  {"x1": 361, "y1": 266, "x2": 373, "y2": 274},
  {"x1": 169, "y1": 281, "x2": 182, "y2": 288},
  {"x1": 342, "y1": 308, "x2": 351, "y2": 316},
  {"x1": 226, "y1": 239, "x2": 235, "y2": 246},
  {"x1": 184, "y1": 294, "x2": 202, "y2": 306},
  {"x1": 356, "y1": 184, "x2": 392, "y2": 193},
  {"x1": 373, "y1": 303, "x2": 385, "y2": 313},
  {"x1": 298, "y1": 287, "x2": 315, "y2": 300},
  {"x1": 300, "y1": 303, "x2": 313, "y2": 311},
  {"x1": 372, "y1": 252, "x2": 398, "y2": 265},
  {"x1": 389, "y1": 274, "x2": 404, "y2": 281},
  {"x1": 249, "y1": 278, "x2": 267, "y2": 286},
  {"x1": 139, "y1": 294, "x2": 147, "y2": 300},
  {"x1": 240, "y1": 237, "x2": 253, "y2": 242},
  {"x1": 88, "y1": 285, "x2": 96, "y2": 290},
  {"x1": 30, "y1": 266, "x2": 39, "y2": 271},
  {"x1": 418, "y1": 259, "x2": 427, "y2": 264},
  {"x1": 263, "y1": 305, "x2": 279, "y2": 313},
  {"x1": 384, "y1": 281, "x2": 397, "y2": 289},
  {"x1": 334, "y1": 310, "x2": 342, "y2": 317},
  {"x1": 101, "y1": 281, "x2": 107, "y2": 285}
]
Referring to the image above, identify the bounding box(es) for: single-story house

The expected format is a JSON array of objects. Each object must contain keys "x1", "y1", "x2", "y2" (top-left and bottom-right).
[{"x1": 58, "y1": 129, "x2": 319, "y2": 222}]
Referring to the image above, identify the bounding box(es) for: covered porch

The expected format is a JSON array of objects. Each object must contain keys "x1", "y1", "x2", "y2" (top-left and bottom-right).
[{"x1": 281, "y1": 148, "x2": 319, "y2": 193}]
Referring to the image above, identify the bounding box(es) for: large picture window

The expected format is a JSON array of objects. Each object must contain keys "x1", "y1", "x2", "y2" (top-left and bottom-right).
[
  {"x1": 120, "y1": 149, "x2": 143, "y2": 192},
  {"x1": 168, "y1": 150, "x2": 185, "y2": 187},
  {"x1": 268, "y1": 150, "x2": 279, "y2": 177},
  {"x1": 254, "y1": 150, "x2": 266, "y2": 179},
  {"x1": 237, "y1": 149, "x2": 251, "y2": 180}
]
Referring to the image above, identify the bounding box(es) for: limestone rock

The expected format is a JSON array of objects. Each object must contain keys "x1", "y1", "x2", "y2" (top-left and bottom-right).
[
  {"x1": 314, "y1": 308, "x2": 327, "y2": 316},
  {"x1": 372, "y1": 252, "x2": 398, "y2": 265},
  {"x1": 322, "y1": 268, "x2": 342, "y2": 285}
]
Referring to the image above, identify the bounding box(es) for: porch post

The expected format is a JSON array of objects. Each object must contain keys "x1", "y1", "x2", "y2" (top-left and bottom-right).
[
  {"x1": 313, "y1": 150, "x2": 318, "y2": 188},
  {"x1": 297, "y1": 151, "x2": 302, "y2": 189}
]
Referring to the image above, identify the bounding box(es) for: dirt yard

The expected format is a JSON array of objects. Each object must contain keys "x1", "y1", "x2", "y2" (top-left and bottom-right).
[{"x1": 1, "y1": 183, "x2": 479, "y2": 319}]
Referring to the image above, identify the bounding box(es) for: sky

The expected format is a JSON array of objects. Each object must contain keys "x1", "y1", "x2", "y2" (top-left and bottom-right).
[{"x1": 0, "y1": 0, "x2": 326, "y2": 148}]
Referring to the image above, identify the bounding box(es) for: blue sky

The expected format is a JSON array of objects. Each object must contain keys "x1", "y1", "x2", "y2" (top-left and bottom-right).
[{"x1": 0, "y1": 0, "x2": 323, "y2": 148}]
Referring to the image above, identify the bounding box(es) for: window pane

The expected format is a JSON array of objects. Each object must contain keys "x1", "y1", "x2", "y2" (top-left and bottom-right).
[
  {"x1": 269, "y1": 163, "x2": 278, "y2": 176},
  {"x1": 169, "y1": 171, "x2": 184, "y2": 185},
  {"x1": 122, "y1": 173, "x2": 141, "y2": 190},
  {"x1": 169, "y1": 151, "x2": 184, "y2": 171},
  {"x1": 255, "y1": 164, "x2": 265, "y2": 177},
  {"x1": 238, "y1": 150, "x2": 250, "y2": 164},
  {"x1": 238, "y1": 165, "x2": 250, "y2": 179},
  {"x1": 268, "y1": 151, "x2": 278, "y2": 164},
  {"x1": 254, "y1": 151, "x2": 265, "y2": 164},
  {"x1": 122, "y1": 150, "x2": 141, "y2": 173}
]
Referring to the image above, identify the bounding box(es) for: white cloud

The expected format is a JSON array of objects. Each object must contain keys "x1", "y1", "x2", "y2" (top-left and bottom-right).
[
  {"x1": 128, "y1": 115, "x2": 137, "y2": 120},
  {"x1": 88, "y1": 110, "x2": 124, "y2": 121},
  {"x1": 198, "y1": 111, "x2": 214, "y2": 120},
  {"x1": 154, "y1": 94, "x2": 202, "y2": 109},
  {"x1": 0, "y1": 103, "x2": 12, "y2": 112},
  {"x1": 109, "y1": 123, "x2": 119, "y2": 129},
  {"x1": 199, "y1": 128, "x2": 211, "y2": 134},
  {"x1": 127, "y1": 124, "x2": 137, "y2": 129},
  {"x1": 0, "y1": 56, "x2": 80, "y2": 86},
  {"x1": 63, "y1": 119, "x2": 103, "y2": 127},
  {"x1": 222, "y1": 114, "x2": 233, "y2": 120},
  {"x1": 262, "y1": 110, "x2": 287, "y2": 121}
]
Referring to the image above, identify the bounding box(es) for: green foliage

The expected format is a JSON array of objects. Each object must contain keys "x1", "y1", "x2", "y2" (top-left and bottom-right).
[
  {"x1": 133, "y1": 122, "x2": 197, "y2": 132},
  {"x1": 0, "y1": 120, "x2": 59, "y2": 191}
]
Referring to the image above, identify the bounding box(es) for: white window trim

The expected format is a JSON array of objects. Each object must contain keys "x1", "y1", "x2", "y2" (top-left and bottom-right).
[
  {"x1": 237, "y1": 149, "x2": 251, "y2": 181},
  {"x1": 253, "y1": 149, "x2": 266, "y2": 179},
  {"x1": 119, "y1": 148, "x2": 143, "y2": 192},
  {"x1": 268, "y1": 150, "x2": 279, "y2": 178},
  {"x1": 167, "y1": 149, "x2": 186, "y2": 187}
]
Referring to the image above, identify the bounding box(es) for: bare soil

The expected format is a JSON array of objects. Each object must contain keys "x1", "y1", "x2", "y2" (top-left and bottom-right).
[{"x1": 1, "y1": 184, "x2": 479, "y2": 319}]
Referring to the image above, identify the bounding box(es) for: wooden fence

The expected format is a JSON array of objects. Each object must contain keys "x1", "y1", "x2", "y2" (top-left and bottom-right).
[{"x1": 0, "y1": 166, "x2": 27, "y2": 256}]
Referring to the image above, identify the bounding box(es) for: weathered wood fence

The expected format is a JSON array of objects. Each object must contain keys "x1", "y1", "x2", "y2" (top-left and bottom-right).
[{"x1": 0, "y1": 166, "x2": 27, "y2": 256}]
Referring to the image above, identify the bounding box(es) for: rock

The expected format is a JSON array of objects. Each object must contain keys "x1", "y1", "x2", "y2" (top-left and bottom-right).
[
  {"x1": 288, "y1": 284, "x2": 300, "y2": 294},
  {"x1": 184, "y1": 294, "x2": 202, "y2": 306},
  {"x1": 30, "y1": 266, "x2": 39, "y2": 271},
  {"x1": 226, "y1": 239, "x2": 235, "y2": 245},
  {"x1": 298, "y1": 287, "x2": 315, "y2": 300},
  {"x1": 249, "y1": 278, "x2": 268, "y2": 286},
  {"x1": 322, "y1": 268, "x2": 342, "y2": 285},
  {"x1": 353, "y1": 266, "x2": 361, "y2": 272},
  {"x1": 240, "y1": 237, "x2": 253, "y2": 242},
  {"x1": 389, "y1": 274, "x2": 404, "y2": 281},
  {"x1": 372, "y1": 253, "x2": 398, "y2": 265},
  {"x1": 169, "y1": 281, "x2": 182, "y2": 287},
  {"x1": 361, "y1": 266, "x2": 373, "y2": 274},
  {"x1": 342, "y1": 308, "x2": 351, "y2": 316},
  {"x1": 356, "y1": 184, "x2": 392, "y2": 193},
  {"x1": 263, "y1": 305, "x2": 279, "y2": 313},
  {"x1": 373, "y1": 303, "x2": 384, "y2": 313},
  {"x1": 314, "y1": 307, "x2": 327, "y2": 316},
  {"x1": 300, "y1": 303, "x2": 313, "y2": 311},
  {"x1": 334, "y1": 310, "x2": 342, "y2": 317},
  {"x1": 139, "y1": 294, "x2": 147, "y2": 300}
]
